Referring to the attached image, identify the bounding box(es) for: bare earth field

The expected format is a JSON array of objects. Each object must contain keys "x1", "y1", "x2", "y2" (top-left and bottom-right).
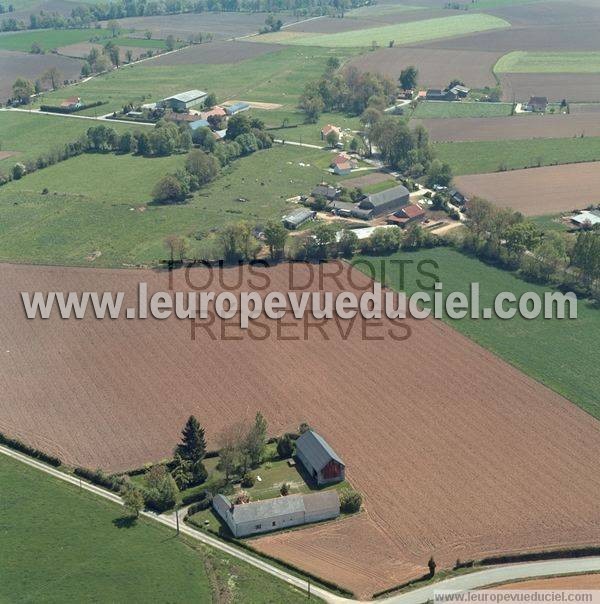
[
  {"x1": 145, "y1": 40, "x2": 284, "y2": 67},
  {"x1": 500, "y1": 73, "x2": 600, "y2": 103},
  {"x1": 455, "y1": 162, "x2": 600, "y2": 215},
  {"x1": 114, "y1": 12, "x2": 294, "y2": 40},
  {"x1": 0, "y1": 50, "x2": 83, "y2": 101},
  {"x1": 1, "y1": 262, "x2": 600, "y2": 598},
  {"x1": 422, "y1": 24, "x2": 600, "y2": 53},
  {"x1": 415, "y1": 114, "x2": 600, "y2": 142},
  {"x1": 348, "y1": 47, "x2": 501, "y2": 89},
  {"x1": 491, "y1": 574, "x2": 600, "y2": 590}
]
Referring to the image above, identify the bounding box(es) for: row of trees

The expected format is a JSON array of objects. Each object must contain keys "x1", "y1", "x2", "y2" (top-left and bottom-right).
[
  {"x1": 153, "y1": 114, "x2": 274, "y2": 204},
  {"x1": 463, "y1": 198, "x2": 600, "y2": 300}
]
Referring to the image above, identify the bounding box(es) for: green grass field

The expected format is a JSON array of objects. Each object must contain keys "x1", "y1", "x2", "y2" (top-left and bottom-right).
[
  {"x1": 255, "y1": 14, "x2": 510, "y2": 47},
  {"x1": 0, "y1": 28, "x2": 107, "y2": 52},
  {"x1": 353, "y1": 247, "x2": 600, "y2": 419},
  {"x1": 495, "y1": 51, "x2": 600, "y2": 73},
  {"x1": 0, "y1": 454, "x2": 313, "y2": 603},
  {"x1": 0, "y1": 144, "x2": 339, "y2": 266},
  {"x1": 37, "y1": 46, "x2": 354, "y2": 116},
  {"x1": 435, "y1": 136, "x2": 600, "y2": 174},
  {"x1": 0, "y1": 111, "x2": 134, "y2": 172},
  {"x1": 413, "y1": 101, "x2": 513, "y2": 119}
]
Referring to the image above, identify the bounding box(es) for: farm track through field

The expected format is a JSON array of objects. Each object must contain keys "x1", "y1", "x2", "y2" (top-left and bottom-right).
[{"x1": 1, "y1": 262, "x2": 599, "y2": 597}]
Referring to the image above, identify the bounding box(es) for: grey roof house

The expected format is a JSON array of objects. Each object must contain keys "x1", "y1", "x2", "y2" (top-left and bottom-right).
[
  {"x1": 358, "y1": 184, "x2": 410, "y2": 217},
  {"x1": 312, "y1": 184, "x2": 339, "y2": 201},
  {"x1": 296, "y1": 430, "x2": 345, "y2": 486},
  {"x1": 213, "y1": 491, "x2": 340, "y2": 537},
  {"x1": 282, "y1": 208, "x2": 316, "y2": 230}
]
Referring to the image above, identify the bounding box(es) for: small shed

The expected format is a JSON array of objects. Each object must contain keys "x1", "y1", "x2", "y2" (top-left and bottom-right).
[
  {"x1": 296, "y1": 430, "x2": 345, "y2": 486},
  {"x1": 225, "y1": 102, "x2": 250, "y2": 115}
]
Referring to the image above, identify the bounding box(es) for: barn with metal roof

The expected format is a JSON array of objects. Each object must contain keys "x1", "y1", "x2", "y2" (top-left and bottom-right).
[{"x1": 296, "y1": 430, "x2": 345, "y2": 486}]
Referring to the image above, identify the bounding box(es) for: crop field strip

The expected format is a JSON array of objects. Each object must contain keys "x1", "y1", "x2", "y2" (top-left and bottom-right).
[
  {"x1": 1, "y1": 261, "x2": 600, "y2": 598},
  {"x1": 250, "y1": 14, "x2": 511, "y2": 48}
]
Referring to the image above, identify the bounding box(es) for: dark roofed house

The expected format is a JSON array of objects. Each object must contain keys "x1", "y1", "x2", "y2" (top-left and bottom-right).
[
  {"x1": 527, "y1": 96, "x2": 548, "y2": 112},
  {"x1": 213, "y1": 491, "x2": 340, "y2": 537},
  {"x1": 425, "y1": 89, "x2": 457, "y2": 101},
  {"x1": 358, "y1": 184, "x2": 410, "y2": 217},
  {"x1": 448, "y1": 189, "x2": 466, "y2": 206},
  {"x1": 296, "y1": 429, "x2": 345, "y2": 486},
  {"x1": 312, "y1": 184, "x2": 339, "y2": 201}
]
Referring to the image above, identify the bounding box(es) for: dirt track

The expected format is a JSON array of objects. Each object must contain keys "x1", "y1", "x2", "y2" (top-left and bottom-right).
[
  {"x1": 414, "y1": 114, "x2": 600, "y2": 142},
  {"x1": 455, "y1": 162, "x2": 600, "y2": 215},
  {"x1": 1, "y1": 261, "x2": 600, "y2": 597}
]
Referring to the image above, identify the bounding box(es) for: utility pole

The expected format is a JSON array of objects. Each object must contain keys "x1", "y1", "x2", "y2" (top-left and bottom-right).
[
  {"x1": 175, "y1": 507, "x2": 180, "y2": 535},
  {"x1": 307, "y1": 579, "x2": 311, "y2": 599}
]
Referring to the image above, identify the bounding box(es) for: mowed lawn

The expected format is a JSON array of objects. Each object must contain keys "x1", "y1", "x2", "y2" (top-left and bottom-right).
[
  {"x1": 0, "y1": 144, "x2": 334, "y2": 266},
  {"x1": 495, "y1": 51, "x2": 600, "y2": 73},
  {"x1": 37, "y1": 46, "x2": 354, "y2": 115},
  {"x1": 412, "y1": 101, "x2": 513, "y2": 119},
  {"x1": 354, "y1": 248, "x2": 600, "y2": 419},
  {"x1": 254, "y1": 14, "x2": 510, "y2": 47},
  {"x1": 0, "y1": 111, "x2": 135, "y2": 171},
  {"x1": 0, "y1": 28, "x2": 108, "y2": 52},
  {"x1": 435, "y1": 136, "x2": 600, "y2": 174},
  {"x1": 0, "y1": 454, "x2": 313, "y2": 603}
]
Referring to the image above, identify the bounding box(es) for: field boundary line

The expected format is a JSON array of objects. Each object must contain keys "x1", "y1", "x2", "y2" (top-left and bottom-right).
[{"x1": 3, "y1": 443, "x2": 600, "y2": 603}]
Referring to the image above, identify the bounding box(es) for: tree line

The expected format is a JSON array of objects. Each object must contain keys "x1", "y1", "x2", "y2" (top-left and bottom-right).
[
  {"x1": 463, "y1": 198, "x2": 600, "y2": 302},
  {"x1": 1, "y1": 0, "x2": 368, "y2": 32}
]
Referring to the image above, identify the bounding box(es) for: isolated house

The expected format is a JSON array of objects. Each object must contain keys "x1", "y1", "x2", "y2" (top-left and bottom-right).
[
  {"x1": 296, "y1": 430, "x2": 345, "y2": 486},
  {"x1": 321, "y1": 124, "x2": 341, "y2": 140},
  {"x1": 449, "y1": 85, "x2": 469, "y2": 98},
  {"x1": 159, "y1": 90, "x2": 207, "y2": 111},
  {"x1": 213, "y1": 491, "x2": 340, "y2": 537},
  {"x1": 570, "y1": 209, "x2": 600, "y2": 228},
  {"x1": 526, "y1": 96, "x2": 548, "y2": 112},
  {"x1": 60, "y1": 97, "x2": 82, "y2": 110},
  {"x1": 331, "y1": 154, "x2": 358, "y2": 174},
  {"x1": 358, "y1": 184, "x2": 410, "y2": 217}
]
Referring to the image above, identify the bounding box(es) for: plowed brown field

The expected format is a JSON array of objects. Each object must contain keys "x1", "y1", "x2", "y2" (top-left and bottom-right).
[
  {"x1": 454, "y1": 162, "x2": 600, "y2": 215},
  {"x1": 414, "y1": 114, "x2": 600, "y2": 142},
  {"x1": 2, "y1": 261, "x2": 600, "y2": 598}
]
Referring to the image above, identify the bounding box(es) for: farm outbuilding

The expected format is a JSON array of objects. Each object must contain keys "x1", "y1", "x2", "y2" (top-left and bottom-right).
[
  {"x1": 386, "y1": 204, "x2": 425, "y2": 226},
  {"x1": 213, "y1": 491, "x2": 340, "y2": 537},
  {"x1": 225, "y1": 102, "x2": 250, "y2": 115},
  {"x1": 282, "y1": 209, "x2": 316, "y2": 229},
  {"x1": 358, "y1": 184, "x2": 410, "y2": 217},
  {"x1": 296, "y1": 430, "x2": 345, "y2": 486},
  {"x1": 526, "y1": 96, "x2": 548, "y2": 112},
  {"x1": 159, "y1": 90, "x2": 207, "y2": 111}
]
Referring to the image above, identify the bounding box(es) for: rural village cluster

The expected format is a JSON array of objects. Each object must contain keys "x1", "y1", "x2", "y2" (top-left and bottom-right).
[{"x1": 1, "y1": 0, "x2": 600, "y2": 602}]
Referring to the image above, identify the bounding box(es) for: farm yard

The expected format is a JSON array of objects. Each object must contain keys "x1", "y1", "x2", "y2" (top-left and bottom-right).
[
  {"x1": 1, "y1": 260, "x2": 600, "y2": 598},
  {"x1": 454, "y1": 161, "x2": 600, "y2": 215},
  {"x1": 0, "y1": 454, "x2": 309, "y2": 603}
]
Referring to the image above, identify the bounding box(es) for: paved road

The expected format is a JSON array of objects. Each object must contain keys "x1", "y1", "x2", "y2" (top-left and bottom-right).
[
  {"x1": 3, "y1": 444, "x2": 600, "y2": 604},
  {"x1": 274, "y1": 138, "x2": 326, "y2": 149}
]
